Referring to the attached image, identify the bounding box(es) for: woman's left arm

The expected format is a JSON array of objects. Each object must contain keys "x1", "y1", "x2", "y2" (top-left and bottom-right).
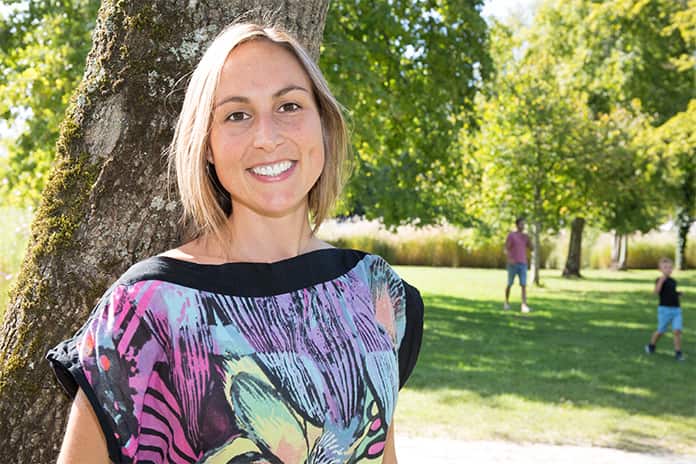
[{"x1": 382, "y1": 423, "x2": 398, "y2": 464}]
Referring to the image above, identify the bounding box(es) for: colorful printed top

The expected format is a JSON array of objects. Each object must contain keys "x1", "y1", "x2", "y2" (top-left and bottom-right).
[{"x1": 47, "y1": 249, "x2": 424, "y2": 464}]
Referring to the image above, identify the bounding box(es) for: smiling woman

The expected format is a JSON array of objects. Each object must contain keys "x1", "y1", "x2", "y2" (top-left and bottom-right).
[{"x1": 46, "y1": 22, "x2": 424, "y2": 464}]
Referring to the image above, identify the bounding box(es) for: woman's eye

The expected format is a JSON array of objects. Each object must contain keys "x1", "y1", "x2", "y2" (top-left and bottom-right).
[
  {"x1": 279, "y1": 102, "x2": 301, "y2": 113},
  {"x1": 227, "y1": 111, "x2": 249, "y2": 122}
]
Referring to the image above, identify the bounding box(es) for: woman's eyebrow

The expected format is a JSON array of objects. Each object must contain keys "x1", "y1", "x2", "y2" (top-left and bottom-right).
[{"x1": 214, "y1": 85, "x2": 310, "y2": 109}]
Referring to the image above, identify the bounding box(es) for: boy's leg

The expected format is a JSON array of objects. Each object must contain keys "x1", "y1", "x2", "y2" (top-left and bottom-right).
[
  {"x1": 652, "y1": 306, "x2": 671, "y2": 346},
  {"x1": 650, "y1": 331, "x2": 663, "y2": 346},
  {"x1": 672, "y1": 308, "x2": 683, "y2": 355},
  {"x1": 645, "y1": 331, "x2": 662, "y2": 353}
]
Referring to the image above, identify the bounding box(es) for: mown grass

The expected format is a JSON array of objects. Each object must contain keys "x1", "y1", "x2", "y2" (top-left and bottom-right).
[{"x1": 394, "y1": 266, "x2": 696, "y2": 455}]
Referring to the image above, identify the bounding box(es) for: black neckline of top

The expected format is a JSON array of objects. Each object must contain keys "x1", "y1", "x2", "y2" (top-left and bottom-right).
[{"x1": 117, "y1": 247, "x2": 369, "y2": 297}]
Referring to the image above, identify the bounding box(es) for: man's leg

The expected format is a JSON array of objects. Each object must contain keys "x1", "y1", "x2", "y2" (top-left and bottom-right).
[
  {"x1": 519, "y1": 264, "x2": 530, "y2": 312},
  {"x1": 521, "y1": 285, "x2": 527, "y2": 305},
  {"x1": 504, "y1": 265, "x2": 513, "y2": 309}
]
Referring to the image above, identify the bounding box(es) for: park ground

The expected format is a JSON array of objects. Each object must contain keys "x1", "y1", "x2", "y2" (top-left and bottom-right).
[
  {"x1": 396, "y1": 436, "x2": 696, "y2": 463},
  {"x1": 392, "y1": 267, "x2": 696, "y2": 459}
]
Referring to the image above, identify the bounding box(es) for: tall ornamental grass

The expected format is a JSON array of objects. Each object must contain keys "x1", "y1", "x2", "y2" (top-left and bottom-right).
[
  {"x1": 318, "y1": 219, "x2": 696, "y2": 269},
  {"x1": 319, "y1": 219, "x2": 554, "y2": 268}
]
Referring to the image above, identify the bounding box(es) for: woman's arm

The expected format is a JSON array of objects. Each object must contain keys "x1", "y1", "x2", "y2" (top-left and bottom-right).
[
  {"x1": 57, "y1": 388, "x2": 110, "y2": 464},
  {"x1": 382, "y1": 422, "x2": 398, "y2": 464}
]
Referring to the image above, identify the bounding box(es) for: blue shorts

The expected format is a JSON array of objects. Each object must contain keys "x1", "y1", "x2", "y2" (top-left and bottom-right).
[
  {"x1": 507, "y1": 263, "x2": 527, "y2": 286},
  {"x1": 657, "y1": 306, "x2": 683, "y2": 333}
]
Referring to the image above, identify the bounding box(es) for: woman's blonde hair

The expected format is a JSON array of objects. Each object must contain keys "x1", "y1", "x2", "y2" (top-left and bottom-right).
[{"x1": 169, "y1": 22, "x2": 349, "y2": 246}]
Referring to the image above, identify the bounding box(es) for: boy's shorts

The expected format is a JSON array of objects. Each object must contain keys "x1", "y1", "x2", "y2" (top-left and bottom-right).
[
  {"x1": 657, "y1": 305, "x2": 683, "y2": 333},
  {"x1": 507, "y1": 263, "x2": 527, "y2": 286}
]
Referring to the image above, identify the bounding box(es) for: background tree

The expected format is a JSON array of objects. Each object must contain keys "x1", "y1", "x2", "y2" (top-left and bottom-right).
[
  {"x1": 0, "y1": 1, "x2": 329, "y2": 461},
  {"x1": 533, "y1": 0, "x2": 695, "y2": 269},
  {"x1": 322, "y1": 0, "x2": 491, "y2": 227},
  {"x1": 592, "y1": 108, "x2": 661, "y2": 269},
  {"x1": 642, "y1": 101, "x2": 696, "y2": 269},
  {"x1": 0, "y1": 0, "x2": 100, "y2": 206},
  {"x1": 465, "y1": 22, "x2": 594, "y2": 285}
]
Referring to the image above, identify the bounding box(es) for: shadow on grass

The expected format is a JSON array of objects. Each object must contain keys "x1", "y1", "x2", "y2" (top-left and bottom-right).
[
  {"x1": 553, "y1": 271, "x2": 696, "y2": 288},
  {"x1": 407, "y1": 292, "x2": 696, "y2": 423}
]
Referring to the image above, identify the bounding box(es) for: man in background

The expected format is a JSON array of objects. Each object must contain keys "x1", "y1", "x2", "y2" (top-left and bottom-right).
[{"x1": 504, "y1": 217, "x2": 532, "y2": 313}]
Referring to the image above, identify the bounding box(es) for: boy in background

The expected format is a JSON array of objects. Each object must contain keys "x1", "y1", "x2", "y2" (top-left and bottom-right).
[{"x1": 645, "y1": 257, "x2": 684, "y2": 361}]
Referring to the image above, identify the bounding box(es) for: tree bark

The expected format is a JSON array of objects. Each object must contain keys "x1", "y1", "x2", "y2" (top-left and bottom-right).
[
  {"x1": 0, "y1": 1, "x2": 329, "y2": 461},
  {"x1": 562, "y1": 216, "x2": 585, "y2": 278}
]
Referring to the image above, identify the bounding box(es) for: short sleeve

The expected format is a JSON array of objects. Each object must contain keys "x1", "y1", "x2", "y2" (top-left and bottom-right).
[
  {"x1": 46, "y1": 282, "x2": 163, "y2": 463},
  {"x1": 364, "y1": 255, "x2": 424, "y2": 390},
  {"x1": 397, "y1": 281, "x2": 424, "y2": 389}
]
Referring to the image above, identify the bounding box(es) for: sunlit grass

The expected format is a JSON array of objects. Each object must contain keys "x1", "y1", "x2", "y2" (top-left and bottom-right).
[{"x1": 394, "y1": 266, "x2": 696, "y2": 455}]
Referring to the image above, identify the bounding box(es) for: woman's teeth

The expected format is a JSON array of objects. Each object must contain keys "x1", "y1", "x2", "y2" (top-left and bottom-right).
[{"x1": 250, "y1": 160, "x2": 294, "y2": 177}]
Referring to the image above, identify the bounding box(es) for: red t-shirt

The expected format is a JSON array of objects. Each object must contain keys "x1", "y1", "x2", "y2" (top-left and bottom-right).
[{"x1": 506, "y1": 231, "x2": 529, "y2": 264}]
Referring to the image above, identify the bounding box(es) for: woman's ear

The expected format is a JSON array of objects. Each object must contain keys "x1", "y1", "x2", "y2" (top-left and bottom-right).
[{"x1": 206, "y1": 147, "x2": 214, "y2": 164}]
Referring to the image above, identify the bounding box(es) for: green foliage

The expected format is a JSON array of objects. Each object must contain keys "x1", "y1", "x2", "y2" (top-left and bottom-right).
[
  {"x1": 527, "y1": 0, "x2": 694, "y2": 243},
  {"x1": 536, "y1": 0, "x2": 695, "y2": 124},
  {"x1": 0, "y1": 0, "x2": 100, "y2": 207},
  {"x1": 589, "y1": 107, "x2": 662, "y2": 234},
  {"x1": 1, "y1": 1, "x2": 492, "y2": 228},
  {"x1": 396, "y1": 266, "x2": 696, "y2": 453},
  {"x1": 322, "y1": 0, "x2": 491, "y2": 226},
  {"x1": 462, "y1": 21, "x2": 596, "y2": 242},
  {"x1": 643, "y1": 100, "x2": 696, "y2": 219}
]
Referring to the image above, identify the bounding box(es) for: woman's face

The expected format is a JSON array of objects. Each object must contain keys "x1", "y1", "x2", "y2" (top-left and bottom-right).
[{"x1": 208, "y1": 39, "x2": 325, "y2": 220}]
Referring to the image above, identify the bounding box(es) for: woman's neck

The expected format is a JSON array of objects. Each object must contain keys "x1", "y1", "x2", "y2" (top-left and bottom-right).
[{"x1": 206, "y1": 202, "x2": 326, "y2": 263}]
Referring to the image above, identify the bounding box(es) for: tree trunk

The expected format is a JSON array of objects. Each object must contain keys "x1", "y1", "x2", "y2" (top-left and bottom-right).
[
  {"x1": 675, "y1": 208, "x2": 692, "y2": 271},
  {"x1": 618, "y1": 234, "x2": 629, "y2": 270},
  {"x1": 562, "y1": 216, "x2": 584, "y2": 278},
  {"x1": 0, "y1": 1, "x2": 329, "y2": 461},
  {"x1": 531, "y1": 220, "x2": 542, "y2": 286},
  {"x1": 674, "y1": 172, "x2": 694, "y2": 270},
  {"x1": 610, "y1": 230, "x2": 621, "y2": 268}
]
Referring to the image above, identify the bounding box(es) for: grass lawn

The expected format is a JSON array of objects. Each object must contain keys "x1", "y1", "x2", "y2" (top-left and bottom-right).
[{"x1": 393, "y1": 266, "x2": 696, "y2": 455}]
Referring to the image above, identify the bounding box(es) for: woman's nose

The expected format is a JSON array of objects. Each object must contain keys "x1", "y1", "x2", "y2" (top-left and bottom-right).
[{"x1": 252, "y1": 113, "x2": 282, "y2": 151}]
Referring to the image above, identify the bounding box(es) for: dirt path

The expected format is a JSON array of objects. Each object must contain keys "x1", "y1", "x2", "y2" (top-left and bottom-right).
[{"x1": 396, "y1": 436, "x2": 696, "y2": 464}]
